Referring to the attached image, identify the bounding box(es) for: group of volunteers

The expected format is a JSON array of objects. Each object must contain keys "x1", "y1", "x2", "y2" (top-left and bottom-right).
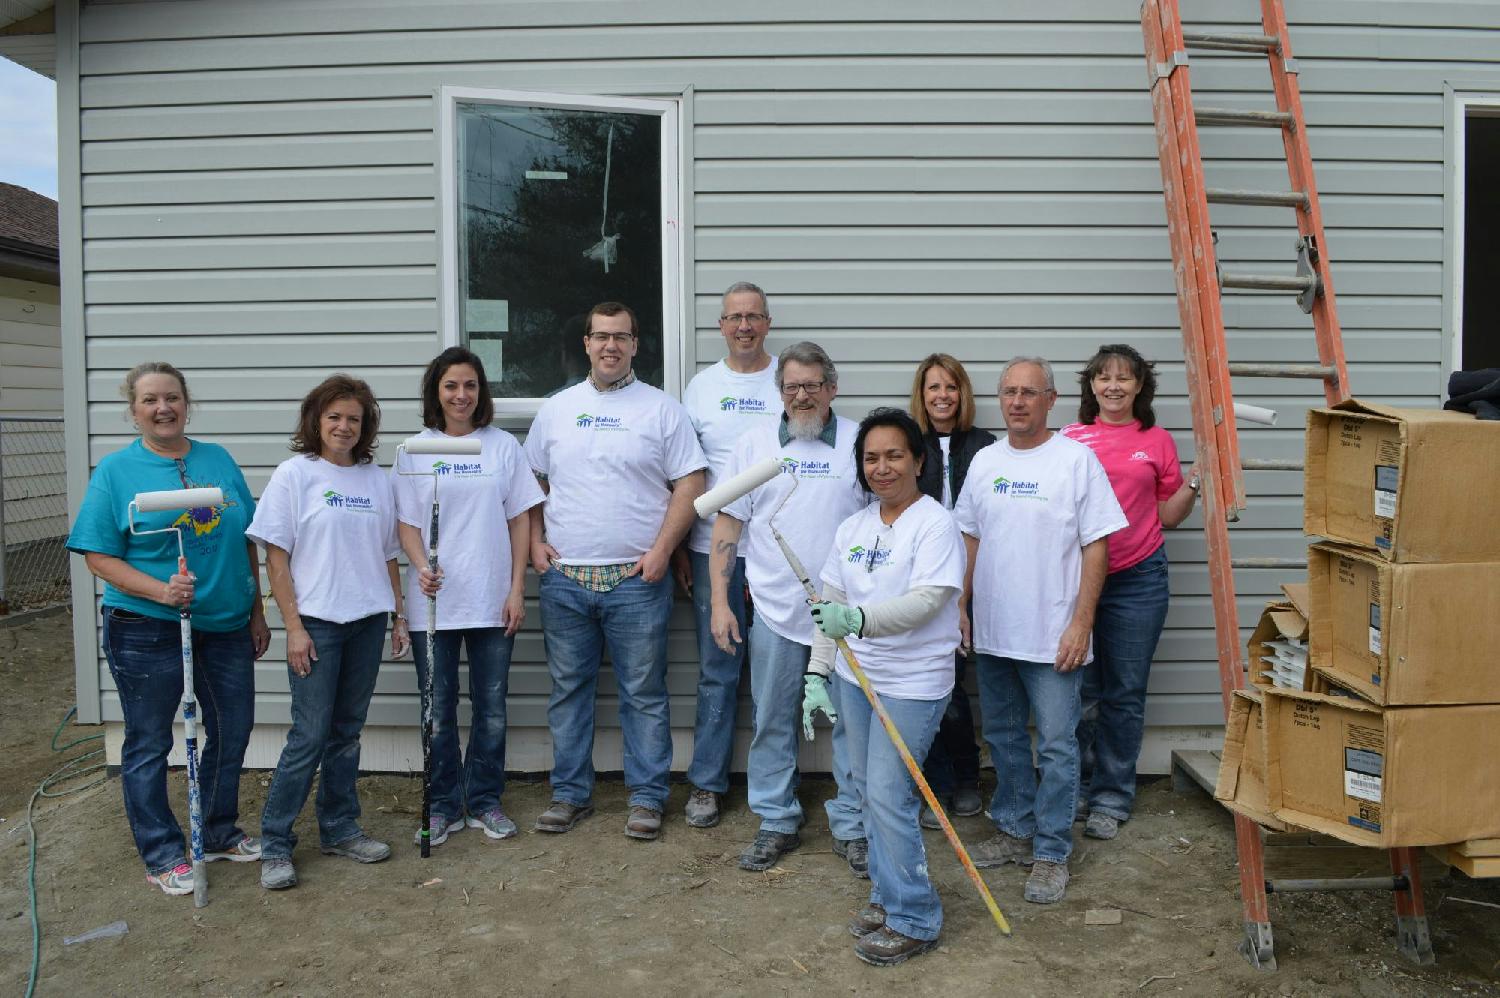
[{"x1": 67, "y1": 282, "x2": 1197, "y2": 968}]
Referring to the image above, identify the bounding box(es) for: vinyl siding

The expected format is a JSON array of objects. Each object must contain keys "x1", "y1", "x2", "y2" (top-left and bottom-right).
[{"x1": 64, "y1": 0, "x2": 1496, "y2": 766}]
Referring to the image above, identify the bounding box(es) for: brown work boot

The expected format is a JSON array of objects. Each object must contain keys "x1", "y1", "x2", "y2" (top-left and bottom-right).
[
  {"x1": 683, "y1": 787, "x2": 720, "y2": 828},
  {"x1": 847, "y1": 902, "x2": 887, "y2": 938},
  {"x1": 624, "y1": 805, "x2": 662, "y2": 841},
  {"x1": 970, "y1": 831, "x2": 1034, "y2": 868},
  {"x1": 853, "y1": 926, "x2": 938, "y2": 967},
  {"x1": 1024, "y1": 860, "x2": 1070, "y2": 904},
  {"x1": 534, "y1": 800, "x2": 595, "y2": 833}
]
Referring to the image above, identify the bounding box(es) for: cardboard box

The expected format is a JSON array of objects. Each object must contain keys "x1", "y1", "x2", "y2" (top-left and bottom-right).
[
  {"x1": 1248, "y1": 583, "x2": 1310, "y2": 690},
  {"x1": 1307, "y1": 543, "x2": 1500, "y2": 705},
  {"x1": 1214, "y1": 689, "x2": 1291, "y2": 831},
  {"x1": 1304, "y1": 400, "x2": 1500, "y2": 562},
  {"x1": 1263, "y1": 688, "x2": 1500, "y2": 847}
]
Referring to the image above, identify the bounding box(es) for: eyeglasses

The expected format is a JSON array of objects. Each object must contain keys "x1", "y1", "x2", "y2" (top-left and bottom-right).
[
  {"x1": 1000, "y1": 386, "x2": 1053, "y2": 400},
  {"x1": 586, "y1": 331, "x2": 635, "y2": 345},
  {"x1": 720, "y1": 312, "x2": 769, "y2": 326},
  {"x1": 779, "y1": 380, "x2": 827, "y2": 397}
]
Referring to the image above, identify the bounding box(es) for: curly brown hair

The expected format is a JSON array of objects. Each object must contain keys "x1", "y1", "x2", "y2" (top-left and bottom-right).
[
  {"x1": 1077, "y1": 344, "x2": 1159, "y2": 430},
  {"x1": 289, "y1": 374, "x2": 381, "y2": 464}
]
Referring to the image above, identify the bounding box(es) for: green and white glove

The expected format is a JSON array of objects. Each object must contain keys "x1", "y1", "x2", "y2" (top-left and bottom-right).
[
  {"x1": 810, "y1": 601, "x2": 863, "y2": 640},
  {"x1": 802, "y1": 673, "x2": 838, "y2": 741}
]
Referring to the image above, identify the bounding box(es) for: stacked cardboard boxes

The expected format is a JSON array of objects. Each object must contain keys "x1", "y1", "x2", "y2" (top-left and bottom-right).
[{"x1": 1219, "y1": 400, "x2": 1500, "y2": 850}]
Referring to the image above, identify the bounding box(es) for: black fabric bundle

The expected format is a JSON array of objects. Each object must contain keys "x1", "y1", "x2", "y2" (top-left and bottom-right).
[{"x1": 1445, "y1": 368, "x2": 1500, "y2": 421}]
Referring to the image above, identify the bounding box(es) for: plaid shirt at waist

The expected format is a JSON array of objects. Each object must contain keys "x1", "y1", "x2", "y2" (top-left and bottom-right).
[{"x1": 553, "y1": 560, "x2": 636, "y2": 593}]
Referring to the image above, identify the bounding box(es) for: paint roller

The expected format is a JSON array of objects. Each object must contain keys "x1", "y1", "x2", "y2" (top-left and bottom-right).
[
  {"x1": 693, "y1": 457, "x2": 782, "y2": 520},
  {"x1": 133, "y1": 487, "x2": 225, "y2": 513},
  {"x1": 399, "y1": 436, "x2": 483, "y2": 456}
]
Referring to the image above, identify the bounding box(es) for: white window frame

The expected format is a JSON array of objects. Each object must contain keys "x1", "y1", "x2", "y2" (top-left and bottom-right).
[
  {"x1": 1446, "y1": 89, "x2": 1500, "y2": 375},
  {"x1": 437, "y1": 86, "x2": 683, "y2": 417}
]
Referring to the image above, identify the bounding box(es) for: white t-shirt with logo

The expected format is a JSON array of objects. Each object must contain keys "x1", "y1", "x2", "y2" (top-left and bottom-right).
[
  {"x1": 820, "y1": 495, "x2": 965, "y2": 700},
  {"x1": 247, "y1": 455, "x2": 401, "y2": 624},
  {"x1": 525, "y1": 378, "x2": 707, "y2": 565},
  {"x1": 392, "y1": 426, "x2": 546, "y2": 631},
  {"x1": 721, "y1": 416, "x2": 866, "y2": 645},
  {"x1": 681, "y1": 359, "x2": 781, "y2": 554},
  {"x1": 953, "y1": 434, "x2": 1128, "y2": 664}
]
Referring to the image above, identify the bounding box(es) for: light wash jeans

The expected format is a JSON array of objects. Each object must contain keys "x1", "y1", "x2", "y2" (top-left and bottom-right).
[
  {"x1": 411, "y1": 626, "x2": 516, "y2": 818},
  {"x1": 685, "y1": 550, "x2": 748, "y2": 794}
]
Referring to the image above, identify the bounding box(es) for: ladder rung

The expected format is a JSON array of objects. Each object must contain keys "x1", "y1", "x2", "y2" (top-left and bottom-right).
[
  {"x1": 1195, "y1": 107, "x2": 1295, "y2": 128},
  {"x1": 1241, "y1": 458, "x2": 1304, "y2": 471},
  {"x1": 1227, "y1": 363, "x2": 1338, "y2": 381},
  {"x1": 1229, "y1": 557, "x2": 1307, "y2": 570},
  {"x1": 1220, "y1": 272, "x2": 1316, "y2": 293},
  {"x1": 1182, "y1": 31, "x2": 1279, "y2": 54},
  {"x1": 1205, "y1": 187, "x2": 1309, "y2": 210}
]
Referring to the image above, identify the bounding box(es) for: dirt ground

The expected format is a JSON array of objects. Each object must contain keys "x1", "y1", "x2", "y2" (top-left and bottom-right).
[{"x1": 3, "y1": 611, "x2": 1499, "y2": 997}]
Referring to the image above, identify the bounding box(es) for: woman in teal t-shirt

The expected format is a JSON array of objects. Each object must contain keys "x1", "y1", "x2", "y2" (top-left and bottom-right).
[{"x1": 67, "y1": 362, "x2": 270, "y2": 897}]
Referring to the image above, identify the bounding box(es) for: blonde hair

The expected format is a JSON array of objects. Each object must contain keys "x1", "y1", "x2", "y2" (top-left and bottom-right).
[
  {"x1": 909, "y1": 353, "x2": 977, "y2": 433},
  {"x1": 121, "y1": 361, "x2": 191, "y2": 411}
]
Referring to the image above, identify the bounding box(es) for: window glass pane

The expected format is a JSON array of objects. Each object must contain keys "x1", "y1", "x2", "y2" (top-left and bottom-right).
[{"x1": 458, "y1": 102, "x2": 664, "y2": 397}]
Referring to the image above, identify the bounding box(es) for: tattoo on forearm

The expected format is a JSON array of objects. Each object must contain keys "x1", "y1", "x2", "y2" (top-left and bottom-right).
[{"x1": 716, "y1": 539, "x2": 738, "y2": 582}]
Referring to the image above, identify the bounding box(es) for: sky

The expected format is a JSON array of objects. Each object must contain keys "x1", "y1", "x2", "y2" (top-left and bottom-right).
[{"x1": 0, "y1": 57, "x2": 58, "y2": 199}]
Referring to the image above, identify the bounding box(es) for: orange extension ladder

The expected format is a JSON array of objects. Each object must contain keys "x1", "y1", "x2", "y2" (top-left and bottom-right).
[{"x1": 1139, "y1": 0, "x2": 1433, "y2": 971}]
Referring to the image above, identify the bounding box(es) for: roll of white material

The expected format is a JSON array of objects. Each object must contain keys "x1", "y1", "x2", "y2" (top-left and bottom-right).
[
  {"x1": 1233, "y1": 402, "x2": 1279, "y2": 426},
  {"x1": 133, "y1": 487, "x2": 224, "y2": 512},
  {"x1": 693, "y1": 457, "x2": 783, "y2": 519},
  {"x1": 400, "y1": 436, "x2": 483, "y2": 455}
]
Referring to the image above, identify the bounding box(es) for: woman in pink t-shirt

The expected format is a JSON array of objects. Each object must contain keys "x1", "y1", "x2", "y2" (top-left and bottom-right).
[{"x1": 1060, "y1": 345, "x2": 1198, "y2": 841}]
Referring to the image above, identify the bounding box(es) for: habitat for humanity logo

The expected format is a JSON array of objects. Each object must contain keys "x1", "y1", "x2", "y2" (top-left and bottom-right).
[
  {"x1": 847, "y1": 544, "x2": 866, "y2": 563},
  {"x1": 848, "y1": 544, "x2": 891, "y2": 569},
  {"x1": 432, "y1": 460, "x2": 483, "y2": 477},
  {"x1": 779, "y1": 457, "x2": 835, "y2": 479},
  {"x1": 992, "y1": 476, "x2": 1045, "y2": 500},
  {"x1": 323, "y1": 490, "x2": 375, "y2": 511},
  {"x1": 719, "y1": 396, "x2": 769, "y2": 413},
  {"x1": 576, "y1": 412, "x2": 624, "y2": 431}
]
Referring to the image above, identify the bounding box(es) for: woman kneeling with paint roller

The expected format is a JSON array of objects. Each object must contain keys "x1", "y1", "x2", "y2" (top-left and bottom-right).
[
  {"x1": 250, "y1": 374, "x2": 409, "y2": 890},
  {"x1": 393, "y1": 348, "x2": 544, "y2": 847},
  {"x1": 68, "y1": 361, "x2": 270, "y2": 896},
  {"x1": 810, "y1": 408, "x2": 968, "y2": 966}
]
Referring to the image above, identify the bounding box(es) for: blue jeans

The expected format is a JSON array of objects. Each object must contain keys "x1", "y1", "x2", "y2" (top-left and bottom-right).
[
  {"x1": 411, "y1": 626, "x2": 515, "y2": 818},
  {"x1": 976, "y1": 653, "x2": 1082, "y2": 864},
  {"x1": 539, "y1": 570, "x2": 674, "y2": 811},
  {"x1": 1079, "y1": 544, "x2": 1171, "y2": 821},
  {"x1": 920, "y1": 653, "x2": 980, "y2": 798},
  {"x1": 260, "y1": 613, "x2": 387, "y2": 858},
  {"x1": 685, "y1": 550, "x2": 747, "y2": 793},
  {"x1": 837, "y1": 676, "x2": 947, "y2": 941},
  {"x1": 746, "y1": 622, "x2": 863, "y2": 838},
  {"x1": 103, "y1": 608, "x2": 255, "y2": 875}
]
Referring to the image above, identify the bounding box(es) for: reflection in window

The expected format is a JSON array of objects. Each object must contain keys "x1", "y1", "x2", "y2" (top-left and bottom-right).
[{"x1": 457, "y1": 102, "x2": 664, "y2": 397}]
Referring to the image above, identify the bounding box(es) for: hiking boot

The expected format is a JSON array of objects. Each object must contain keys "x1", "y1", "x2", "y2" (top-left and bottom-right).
[
  {"x1": 953, "y1": 786, "x2": 983, "y2": 817},
  {"x1": 684, "y1": 787, "x2": 720, "y2": 829},
  {"x1": 853, "y1": 925, "x2": 938, "y2": 967},
  {"x1": 847, "y1": 902, "x2": 887, "y2": 938},
  {"x1": 920, "y1": 798, "x2": 954, "y2": 831},
  {"x1": 832, "y1": 836, "x2": 870, "y2": 879},
  {"x1": 413, "y1": 813, "x2": 464, "y2": 847},
  {"x1": 320, "y1": 833, "x2": 391, "y2": 864},
  {"x1": 625, "y1": 806, "x2": 663, "y2": 841},
  {"x1": 466, "y1": 806, "x2": 519, "y2": 840},
  {"x1": 1024, "y1": 860, "x2": 1070, "y2": 904},
  {"x1": 259, "y1": 857, "x2": 298, "y2": 891},
  {"x1": 147, "y1": 862, "x2": 194, "y2": 896},
  {"x1": 204, "y1": 835, "x2": 262, "y2": 863},
  {"x1": 535, "y1": 800, "x2": 595, "y2": 834},
  {"x1": 970, "y1": 831, "x2": 1034, "y2": 869},
  {"x1": 1084, "y1": 812, "x2": 1120, "y2": 840},
  {"x1": 738, "y1": 829, "x2": 801, "y2": 871}
]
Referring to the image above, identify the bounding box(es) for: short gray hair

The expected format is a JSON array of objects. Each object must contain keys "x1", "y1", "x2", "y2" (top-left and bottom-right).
[
  {"x1": 777, "y1": 341, "x2": 837, "y2": 388},
  {"x1": 722, "y1": 281, "x2": 769, "y2": 316},
  {"x1": 998, "y1": 356, "x2": 1056, "y2": 392}
]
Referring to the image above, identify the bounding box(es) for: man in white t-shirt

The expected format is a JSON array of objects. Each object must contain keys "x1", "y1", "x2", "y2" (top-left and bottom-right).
[
  {"x1": 675, "y1": 281, "x2": 781, "y2": 830},
  {"x1": 524, "y1": 301, "x2": 708, "y2": 842},
  {"x1": 953, "y1": 356, "x2": 1126, "y2": 905},
  {"x1": 708, "y1": 342, "x2": 869, "y2": 875}
]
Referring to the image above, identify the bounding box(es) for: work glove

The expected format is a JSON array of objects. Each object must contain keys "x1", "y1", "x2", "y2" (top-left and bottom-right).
[
  {"x1": 810, "y1": 601, "x2": 863, "y2": 640},
  {"x1": 802, "y1": 673, "x2": 838, "y2": 741}
]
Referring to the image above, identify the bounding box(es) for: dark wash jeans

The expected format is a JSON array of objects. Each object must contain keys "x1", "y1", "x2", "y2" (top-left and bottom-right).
[
  {"x1": 410, "y1": 626, "x2": 517, "y2": 818},
  {"x1": 103, "y1": 607, "x2": 255, "y2": 875}
]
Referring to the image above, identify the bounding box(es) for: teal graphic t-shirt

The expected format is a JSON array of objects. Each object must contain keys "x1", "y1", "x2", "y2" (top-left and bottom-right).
[{"x1": 67, "y1": 438, "x2": 258, "y2": 632}]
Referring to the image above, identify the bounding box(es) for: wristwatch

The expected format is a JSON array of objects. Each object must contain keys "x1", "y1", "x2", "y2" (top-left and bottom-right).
[{"x1": 1187, "y1": 475, "x2": 1201, "y2": 493}]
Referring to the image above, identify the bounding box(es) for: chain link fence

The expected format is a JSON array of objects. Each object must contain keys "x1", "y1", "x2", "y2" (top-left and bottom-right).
[{"x1": 0, "y1": 417, "x2": 70, "y2": 614}]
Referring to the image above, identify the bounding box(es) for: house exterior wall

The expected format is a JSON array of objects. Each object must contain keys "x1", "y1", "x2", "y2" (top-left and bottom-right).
[
  {"x1": 57, "y1": 0, "x2": 1499, "y2": 769},
  {"x1": 1, "y1": 275, "x2": 66, "y2": 559}
]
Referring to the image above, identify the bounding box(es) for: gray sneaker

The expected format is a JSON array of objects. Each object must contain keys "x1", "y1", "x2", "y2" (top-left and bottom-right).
[
  {"x1": 260, "y1": 857, "x2": 298, "y2": 890},
  {"x1": 320, "y1": 833, "x2": 391, "y2": 864},
  {"x1": 683, "y1": 787, "x2": 720, "y2": 829},
  {"x1": 1084, "y1": 812, "x2": 1120, "y2": 840},
  {"x1": 205, "y1": 835, "x2": 262, "y2": 863},
  {"x1": 413, "y1": 814, "x2": 464, "y2": 847},
  {"x1": 1024, "y1": 860, "x2": 1070, "y2": 904},
  {"x1": 970, "y1": 831, "x2": 1035, "y2": 868},
  {"x1": 466, "y1": 807, "x2": 519, "y2": 840}
]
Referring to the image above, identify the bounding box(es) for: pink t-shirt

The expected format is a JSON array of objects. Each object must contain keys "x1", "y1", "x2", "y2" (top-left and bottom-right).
[{"x1": 1061, "y1": 420, "x2": 1183, "y2": 573}]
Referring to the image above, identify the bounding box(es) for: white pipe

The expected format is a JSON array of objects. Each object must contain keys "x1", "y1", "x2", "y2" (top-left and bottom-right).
[
  {"x1": 133, "y1": 487, "x2": 224, "y2": 512},
  {"x1": 1233, "y1": 402, "x2": 1279, "y2": 427},
  {"x1": 400, "y1": 436, "x2": 483, "y2": 456},
  {"x1": 693, "y1": 457, "x2": 783, "y2": 519}
]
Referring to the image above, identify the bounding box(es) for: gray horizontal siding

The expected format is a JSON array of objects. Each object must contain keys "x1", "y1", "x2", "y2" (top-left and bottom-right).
[{"x1": 68, "y1": 0, "x2": 1489, "y2": 753}]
